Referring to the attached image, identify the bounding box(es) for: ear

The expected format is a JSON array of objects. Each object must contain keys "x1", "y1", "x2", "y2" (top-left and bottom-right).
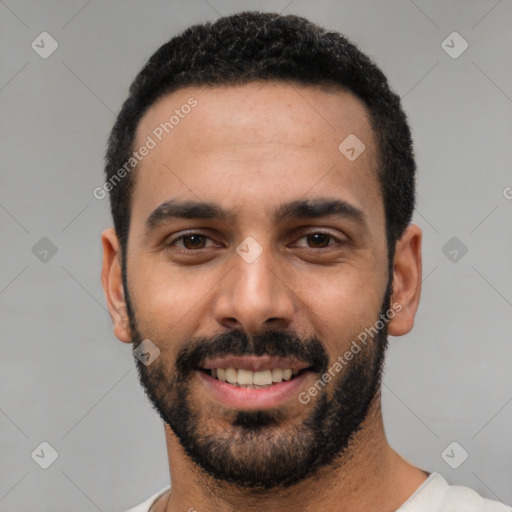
[
  {"x1": 101, "y1": 228, "x2": 132, "y2": 343},
  {"x1": 387, "y1": 224, "x2": 422, "y2": 336}
]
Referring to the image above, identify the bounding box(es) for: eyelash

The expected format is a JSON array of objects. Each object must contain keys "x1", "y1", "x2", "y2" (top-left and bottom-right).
[{"x1": 166, "y1": 230, "x2": 344, "y2": 252}]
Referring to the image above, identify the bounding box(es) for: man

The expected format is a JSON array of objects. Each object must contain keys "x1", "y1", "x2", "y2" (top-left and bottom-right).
[{"x1": 100, "y1": 11, "x2": 510, "y2": 512}]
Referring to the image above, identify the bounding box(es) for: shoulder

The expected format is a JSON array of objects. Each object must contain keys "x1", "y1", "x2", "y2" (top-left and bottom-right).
[
  {"x1": 124, "y1": 485, "x2": 171, "y2": 512},
  {"x1": 399, "y1": 473, "x2": 511, "y2": 512},
  {"x1": 441, "y1": 481, "x2": 511, "y2": 512}
]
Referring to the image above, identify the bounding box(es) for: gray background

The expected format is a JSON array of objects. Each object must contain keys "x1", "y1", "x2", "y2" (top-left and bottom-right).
[{"x1": 1, "y1": 0, "x2": 511, "y2": 510}]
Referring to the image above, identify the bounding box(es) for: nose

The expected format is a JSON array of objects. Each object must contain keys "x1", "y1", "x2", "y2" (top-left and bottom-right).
[{"x1": 213, "y1": 247, "x2": 296, "y2": 334}]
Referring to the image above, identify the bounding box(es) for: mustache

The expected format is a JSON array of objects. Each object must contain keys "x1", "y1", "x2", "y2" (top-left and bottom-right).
[{"x1": 174, "y1": 328, "x2": 329, "y2": 378}]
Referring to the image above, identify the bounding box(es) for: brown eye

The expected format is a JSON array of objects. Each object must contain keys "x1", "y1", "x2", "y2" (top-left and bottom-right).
[
  {"x1": 167, "y1": 233, "x2": 215, "y2": 251},
  {"x1": 305, "y1": 233, "x2": 333, "y2": 248},
  {"x1": 180, "y1": 234, "x2": 207, "y2": 249}
]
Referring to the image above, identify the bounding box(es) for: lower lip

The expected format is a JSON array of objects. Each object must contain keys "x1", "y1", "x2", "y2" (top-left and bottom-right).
[{"x1": 199, "y1": 370, "x2": 310, "y2": 409}]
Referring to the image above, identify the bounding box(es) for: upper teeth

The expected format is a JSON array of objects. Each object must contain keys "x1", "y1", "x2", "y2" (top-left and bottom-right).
[{"x1": 210, "y1": 368, "x2": 299, "y2": 387}]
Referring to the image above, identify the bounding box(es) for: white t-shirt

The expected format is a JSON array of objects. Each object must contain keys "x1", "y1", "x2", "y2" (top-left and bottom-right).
[{"x1": 125, "y1": 472, "x2": 511, "y2": 512}]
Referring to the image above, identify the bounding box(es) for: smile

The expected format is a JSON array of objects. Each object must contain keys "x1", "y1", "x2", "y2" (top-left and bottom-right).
[
  {"x1": 203, "y1": 367, "x2": 303, "y2": 388},
  {"x1": 199, "y1": 355, "x2": 312, "y2": 409}
]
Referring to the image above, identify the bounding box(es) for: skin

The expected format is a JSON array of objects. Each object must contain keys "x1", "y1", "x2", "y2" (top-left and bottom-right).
[{"x1": 101, "y1": 81, "x2": 425, "y2": 511}]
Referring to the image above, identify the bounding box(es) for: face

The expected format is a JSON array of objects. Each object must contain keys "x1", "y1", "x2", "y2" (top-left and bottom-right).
[{"x1": 117, "y1": 81, "x2": 395, "y2": 489}]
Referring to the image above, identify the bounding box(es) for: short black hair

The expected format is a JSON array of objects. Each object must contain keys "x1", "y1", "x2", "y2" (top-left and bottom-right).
[{"x1": 104, "y1": 11, "x2": 416, "y2": 260}]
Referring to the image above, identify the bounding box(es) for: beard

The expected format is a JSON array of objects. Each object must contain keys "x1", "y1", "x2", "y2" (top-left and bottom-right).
[{"x1": 123, "y1": 263, "x2": 392, "y2": 491}]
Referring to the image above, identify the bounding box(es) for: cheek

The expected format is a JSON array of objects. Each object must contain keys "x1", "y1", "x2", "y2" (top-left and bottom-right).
[
  {"x1": 303, "y1": 257, "x2": 383, "y2": 307},
  {"x1": 295, "y1": 264, "x2": 386, "y2": 355},
  {"x1": 129, "y1": 258, "x2": 221, "y2": 343}
]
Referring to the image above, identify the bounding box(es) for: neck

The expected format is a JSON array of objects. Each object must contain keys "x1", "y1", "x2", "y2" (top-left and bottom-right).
[{"x1": 157, "y1": 392, "x2": 428, "y2": 512}]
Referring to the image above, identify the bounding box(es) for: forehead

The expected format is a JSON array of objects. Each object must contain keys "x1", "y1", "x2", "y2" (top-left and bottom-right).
[
  {"x1": 136, "y1": 80, "x2": 376, "y2": 154},
  {"x1": 130, "y1": 81, "x2": 383, "y2": 234}
]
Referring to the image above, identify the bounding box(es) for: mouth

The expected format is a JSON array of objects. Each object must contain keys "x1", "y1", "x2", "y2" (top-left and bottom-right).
[
  {"x1": 201, "y1": 367, "x2": 307, "y2": 388},
  {"x1": 198, "y1": 355, "x2": 313, "y2": 409}
]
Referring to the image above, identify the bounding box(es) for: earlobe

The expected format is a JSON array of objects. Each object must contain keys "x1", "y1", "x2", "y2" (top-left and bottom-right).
[
  {"x1": 101, "y1": 228, "x2": 132, "y2": 343},
  {"x1": 387, "y1": 224, "x2": 422, "y2": 337}
]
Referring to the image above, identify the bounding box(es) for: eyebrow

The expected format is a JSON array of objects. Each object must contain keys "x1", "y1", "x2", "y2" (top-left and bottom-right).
[{"x1": 144, "y1": 197, "x2": 367, "y2": 236}]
